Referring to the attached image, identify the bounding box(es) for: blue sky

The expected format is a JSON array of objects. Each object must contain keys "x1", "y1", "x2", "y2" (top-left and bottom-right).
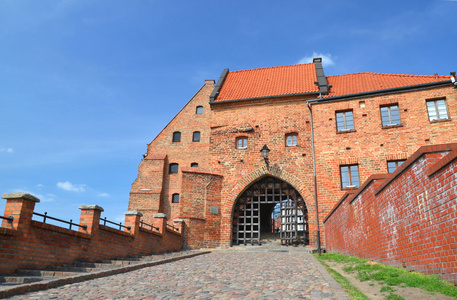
[{"x1": 1, "y1": 0, "x2": 456, "y2": 225}]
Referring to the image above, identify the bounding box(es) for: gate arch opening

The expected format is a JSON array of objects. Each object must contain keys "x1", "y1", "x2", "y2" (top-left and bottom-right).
[{"x1": 232, "y1": 176, "x2": 309, "y2": 246}]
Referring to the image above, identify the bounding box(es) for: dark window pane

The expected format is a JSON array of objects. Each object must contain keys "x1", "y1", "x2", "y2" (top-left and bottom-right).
[
  {"x1": 172, "y1": 193, "x2": 180, "y2": 203},
  {"x1": 169, "y1": 163, "x2": 179, "y2": 173},
  {"x1": 172, "y1": 132, "x2": 181, "y2": 142},
  {"x1": 193, "y1": 131, "x2": 200, "y2": 142},
  {"x1": 196, "y1": 106, "x2": 203, "y2": 114},
  {"x1": 191, "y1": 162, "x2": 198, "y2": 167}
]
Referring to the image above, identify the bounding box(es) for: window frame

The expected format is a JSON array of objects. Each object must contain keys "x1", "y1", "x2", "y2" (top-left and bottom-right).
[
  {"x1": 172, "y1": 131, "x2": 181, "y2": 143},
  {"x1": 192, "y1": 131, "x2": 201, "y2": 142},
  {"x1": 340, "y1": 164, "x2": 360, "y2": 189},
  {"x1": 285, "y1": 133, "x2": 298, "y2": 147},
  {"x1": 336, "y1": 110, "x2": 355, "y2": 132},
  {"x1": 196, "y1": 106, "x2": 203, "y2": 114},
  {"x1": 236, "y1": 137, "x2": 248, "y2": 149},
  {"x1": 387, "y1": 160, "x2": 405, "y2": 173},
  {"x1": 169, "y1": 163, "x2": 179, "y2": 174},
  {"x1": 380, "y1": 104, "x2": 401, "y2": 127},
  {"x1": 426, "y1": 99, "x2": 449, "y2": 122},
  {"x1": 172, "y1": 193, "x2": 180, "y2": 203}
]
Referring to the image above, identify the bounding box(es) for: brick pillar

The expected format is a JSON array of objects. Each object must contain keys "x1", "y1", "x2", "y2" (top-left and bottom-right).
[
  {"x1": 124, "y1": 211, "x2": 142, "y2": 235},
  {"x1": 153, "y1": 213, "x2": 167, "y2": 234},
  {"x1": 1, "y1": 192, "x2": 40, "y2": 230},
  {"x1": 78, "y1": 205, "x2": 103, "y2": 235},
  {"x1": 173, "y1": 218, "x2": 185, "y2": 234}
]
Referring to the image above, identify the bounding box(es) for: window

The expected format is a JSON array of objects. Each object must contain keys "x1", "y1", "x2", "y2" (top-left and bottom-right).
[
  {"x1": 172, "y1": 193, "x2": 180, "y2": 203},
  {"x1": 286, "y1": 133, "x2": 298, "y2": 147},
  {"x1": 169, "y1": 163, "x2": 179, "y2": 174},
  {"x1": 340, "y1": 165, "x2": 360, "y2": 188},
  {"x1": 380, "y1": 105, "x2": 400, "y2": 126},
  {"x1": 236, "y1": 137, "x2": 247, "y2": 149},
  {"x1": 387, "y1": 160, "x2": 405, "y2": 173},
  {"x1": 336, "y1": 111, "x2": 354, "y2": 132},
  {"x1": 192, "y1": 131, "x2": 200, "y2": 142},
  {"x1": 172, "y1": 131, "x2": 181, "y2": 142},
  {"x1": 191, "y1": 162, "x2": 198, "y2": 167},
  {"x1": 427, "y1": 99, "x2": 449, "y2": 121},
  {"x1": 196, "y1": 106, "x2": 203, "y2": 114}
]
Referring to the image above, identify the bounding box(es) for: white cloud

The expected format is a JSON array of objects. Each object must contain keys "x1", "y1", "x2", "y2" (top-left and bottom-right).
[
  {"x1": 297, "y1": 52, "x2": 335, "y2": 67},
  {"x1": 0, "y1": 147, "x2": 14, "y2": 153},
  {"x1": 98, "y1": 192, "x2": 110, "y2": 197},
  {"x1": 57, "y1": 181, "x2": 86, "y2": 192}
]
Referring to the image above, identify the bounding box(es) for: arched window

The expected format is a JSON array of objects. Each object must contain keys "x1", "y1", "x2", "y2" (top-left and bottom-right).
[
  {"x1": 193, "y1": 131, "x2": 200, "y2": 142},
  {"x1": 285, "y1": 133, "x2": 298, "y2": 147},
  {"x1": 196, "y1": 106, "x2": 203, "y2": 114},
  {"x1": 172, "y1": 193, "x2": 180, "y2": 203},
  {"x1": 236, "y1": 137, "x2": 248, "y2": 149},
  {"x1": 169, "y1": 163, "x2": 179, "y2": 174},
  {"x1": 191, "y1": 162, "x2": 199, "y2": 167},
  {"x1": 172, "y1": 131, "x2": 181, "y2": 142}
]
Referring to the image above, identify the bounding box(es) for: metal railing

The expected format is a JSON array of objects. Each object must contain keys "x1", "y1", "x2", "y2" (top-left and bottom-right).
[
  {"x1": 0, "y1": 215, "x2": 14, "y2": 225},
  {"x1": 100, "y1": 217, "x2": 131, "y2": 231},
  {"x1": 33, "y1": 212, "x2": 87, "y2": 231},
  {"x1": 166, "y1": 223, "x2": 179, "y2": 232},
  {"x1": 140, "y1": 220, "x2": 159, "y2": 231}
]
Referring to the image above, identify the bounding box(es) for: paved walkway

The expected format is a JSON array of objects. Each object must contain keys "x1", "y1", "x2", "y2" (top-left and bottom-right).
[{"x1": 7, "y1": 247, "x2": 348, "y2": 300}]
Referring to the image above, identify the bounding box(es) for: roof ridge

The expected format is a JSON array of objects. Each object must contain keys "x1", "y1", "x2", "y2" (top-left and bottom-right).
[
  {"x1": 328, "y1": 72, "x2": 448, "y2": 78},
  {"x1": 229, "y1": 62, "x2": 315, "y2": 74}
]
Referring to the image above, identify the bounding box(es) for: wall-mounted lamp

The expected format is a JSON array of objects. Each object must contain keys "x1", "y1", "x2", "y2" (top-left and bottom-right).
[
  {"x1": 451, "y1": 72, "x2": 457, "y2": 88},
  {"x1": 260, "y1": 145, "x2": 270, "y2": 170}
]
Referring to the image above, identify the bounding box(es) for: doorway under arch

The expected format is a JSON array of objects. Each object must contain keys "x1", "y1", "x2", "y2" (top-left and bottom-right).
[{"x1": 232, "y1": 176, "x2": 309, "y2": 246}]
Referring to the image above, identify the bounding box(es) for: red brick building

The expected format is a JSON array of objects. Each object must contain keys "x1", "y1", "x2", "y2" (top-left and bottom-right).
[{"x1": 128, "y1": 58, "x2": 457, "y2": 249}]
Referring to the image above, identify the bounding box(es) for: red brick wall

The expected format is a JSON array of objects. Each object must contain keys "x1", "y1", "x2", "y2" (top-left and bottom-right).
[
  {"x1": 312, "y1": 85, "x2": 457, "y2": 243},
  {"x1": 0, "y1": 196, "x2": 183, "y2": 274},
  {"x1": 324, "y1": 144, "x2": 457, "y2": 284}
]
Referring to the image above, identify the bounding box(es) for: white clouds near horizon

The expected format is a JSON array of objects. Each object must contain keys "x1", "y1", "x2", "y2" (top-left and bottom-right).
[
  {"x1": 297, "y1": 53, "x2": 335, "y2": 67},
  {"x1": 0, "y1": 147, "x2": 14, "y2": 153},
  {"x1": 57, "y1": 181, "x2": 86, "y2": 192}
]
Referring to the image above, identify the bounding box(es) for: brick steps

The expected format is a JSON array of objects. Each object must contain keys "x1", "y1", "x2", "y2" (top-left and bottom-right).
[{"x1": 0, "y1": 250, "x2": 210, "y2": 299}]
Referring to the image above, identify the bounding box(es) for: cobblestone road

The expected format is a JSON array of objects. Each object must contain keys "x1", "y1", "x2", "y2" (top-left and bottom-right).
[{"x1": 8, "y1": 248, "x2": 348, "y2": 299}]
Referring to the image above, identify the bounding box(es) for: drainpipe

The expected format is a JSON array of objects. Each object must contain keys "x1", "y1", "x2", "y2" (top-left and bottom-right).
[{"x1": 307, "y1": 99, "x2": 321, "y2": 256}]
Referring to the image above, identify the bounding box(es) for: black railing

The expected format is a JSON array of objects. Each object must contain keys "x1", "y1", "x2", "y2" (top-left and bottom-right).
[
  {"x1": 140, "y1": 220, "x2": 159, "y2": 231},
  {"x1": 0, "y1": 215, "x2": 14, "y2": 224},
  {"x1": 166, "y1": 223, "x2": 179, "y2": 232},
  {"x1": 100, "y1": 217, "x2": 131, "y2": 231},
  {"x1": 33, "y1": 212, "x2": 87, "y2": 231}
]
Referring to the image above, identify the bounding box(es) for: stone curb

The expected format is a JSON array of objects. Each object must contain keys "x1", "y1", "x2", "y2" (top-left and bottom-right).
[
  {"x1": 309, "y1": 253, "x2": 350, "y2": 300},
  {"x1": 0, "y1": 251, "x2": 211, "y2": 299}
]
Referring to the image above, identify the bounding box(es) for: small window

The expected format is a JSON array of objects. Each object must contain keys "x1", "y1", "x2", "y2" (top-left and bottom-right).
[
  {"x1": 191, "y1": 162, "x2": 198, "y2": 167},
  {"x1": 193, "y1": 131, "x2": 200, "y2": 142},
  {"x1": 196, "y1": 106, "x2": 203, "y2": 114},
  {"x1": 172, "y1": 131, "x2": 181, "y2": 142},
  {"x1": 380, "y1": 105, "x2": 400, "y2": 126},
  {"x1": 336, "y1": 111, "x2": 354, "y2": 132},
  {"x1": 172, "y1": 193, "x2": 180, "y2": 203},
  {"x1": 387, "y1": 160, "x2": 405, "y2": 173},
  {"x1": 340, "y1": 165, "x2": 360, "y2": 188},
  {"x1": 236, "y1": 137, "x2": 248, "y2": 149},
  {"x1": 427, "y1": 99, "x2": 449, "y2": 121},
  {"x1": 286, "y1": 133, "x2": 298, "y2": 147},
  {"x1": 169, "y1": 163, "x2": 179, "y2": 174}
]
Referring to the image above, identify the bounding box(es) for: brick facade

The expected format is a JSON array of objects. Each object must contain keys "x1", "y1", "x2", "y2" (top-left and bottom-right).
[{"x1": 128, "y1": 60, "x2": 457, "y2": 251}]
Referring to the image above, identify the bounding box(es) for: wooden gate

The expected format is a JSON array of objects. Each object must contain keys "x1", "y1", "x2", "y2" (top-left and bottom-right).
[{"x1": 232, "y1": 177, "x2": 308, "y2": 246}]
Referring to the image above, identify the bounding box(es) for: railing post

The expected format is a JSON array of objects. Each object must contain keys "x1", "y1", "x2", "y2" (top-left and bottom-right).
[
  {"x1": 153, "y1": 213, "x2": 167, "y2": 233},
  {"x1": 78, "y1": 205, "x2": 104, "y2": 235},
  {"x1": 1, "y1": 192, "x2": 40, "y2": 230},
  {"x1": 124, "y1": 211, "x2": 142, "y2": 235},
  {"x1": 173, "y1": 218, "x2": 185, "y2": 233}
]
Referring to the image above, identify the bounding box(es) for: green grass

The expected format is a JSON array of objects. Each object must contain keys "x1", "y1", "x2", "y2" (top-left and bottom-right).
[
  {"x1": 315, "y1": 257, "x2": 370, "y2": 300},
  {"x1": 316, "y1": 253, "x2": 457, "y2": 298}
]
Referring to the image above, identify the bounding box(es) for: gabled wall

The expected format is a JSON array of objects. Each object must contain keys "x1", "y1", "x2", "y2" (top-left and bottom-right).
[{"x1": 324, "y1": 143, "x2": 457, "y2": 284}]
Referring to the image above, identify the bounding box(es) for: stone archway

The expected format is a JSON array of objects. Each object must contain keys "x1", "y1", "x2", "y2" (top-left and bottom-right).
[{"x1": 231, "y1": 176, "x2": 309, "y2": 246}]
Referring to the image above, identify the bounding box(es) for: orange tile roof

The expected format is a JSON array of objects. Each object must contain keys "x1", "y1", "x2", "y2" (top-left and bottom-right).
[
  {"x1": 215, "y1": 63, "x2": 319, "y2": 101},
  {"x1": 324, "y1": 73, "x2": 450, "y2": 98}
]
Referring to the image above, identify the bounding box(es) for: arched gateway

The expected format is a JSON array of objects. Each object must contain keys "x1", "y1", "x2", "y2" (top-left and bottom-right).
[{"x1": 232, "y1": 176, "x2": 309, "y2": 246}]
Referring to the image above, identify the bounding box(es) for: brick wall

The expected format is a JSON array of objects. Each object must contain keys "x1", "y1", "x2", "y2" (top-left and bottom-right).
[
  {"x1": 0, "y1": 193, "x2": 183, "y2": 274},
  {"x1": 324, "y1": 143, "x2": 457, "y2": 284}
]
